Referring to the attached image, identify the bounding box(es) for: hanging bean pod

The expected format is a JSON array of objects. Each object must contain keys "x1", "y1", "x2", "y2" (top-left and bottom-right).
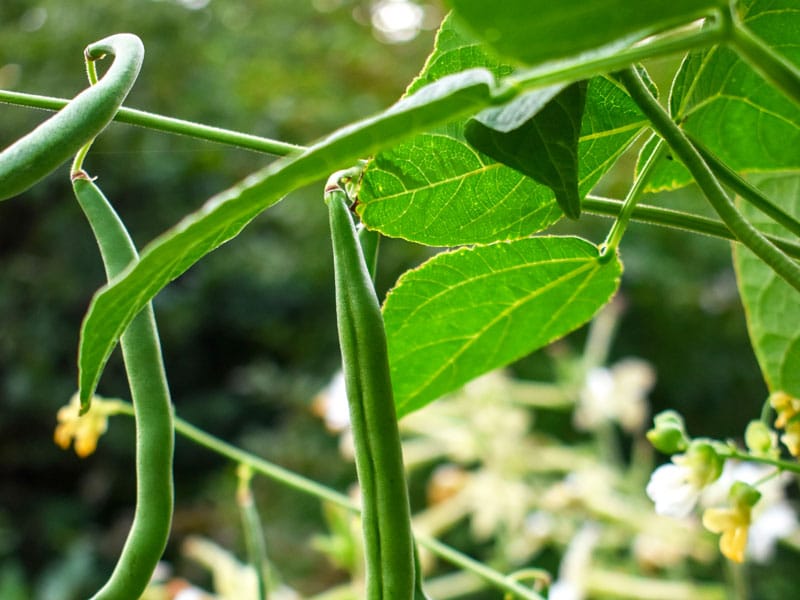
[{"x1": 325, "y1": 173, "x2": 416, "y2": 600}]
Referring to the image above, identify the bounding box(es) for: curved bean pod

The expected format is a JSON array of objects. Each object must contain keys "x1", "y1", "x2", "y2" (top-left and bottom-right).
[
  {"x1": 73, "y1": 172, "x2": 174, "y2": 600},
  {"x1": 325, "y1": 175, "x2": 415, "y2": 600},
  {"x1": 0, "y1": 34, "x2": 143, "y2": 201}
]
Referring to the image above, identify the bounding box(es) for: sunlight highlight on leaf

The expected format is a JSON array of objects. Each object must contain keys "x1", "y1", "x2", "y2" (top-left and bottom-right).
[{"x1": 385, "y1": 237, "x2": 622, "y2": 416}]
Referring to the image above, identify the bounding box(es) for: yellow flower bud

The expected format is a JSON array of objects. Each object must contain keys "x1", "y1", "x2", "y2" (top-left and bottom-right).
[{"x1": 53, "y1": 393, "x2": 111, "y2": 458}]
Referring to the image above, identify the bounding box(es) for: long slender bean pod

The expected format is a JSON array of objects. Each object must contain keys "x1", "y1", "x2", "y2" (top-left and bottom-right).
[
  {"x1": 72, "y1": 172, "x2": 174, "y2": 600},
  {"x1": 0, "y1": 34, "x2": 143, "y2": 201},
  {"x1": 618, "y1": 67, "x2": 800, "y2": 293},
  {"x1": 325, "y1": 173, "x2": 415, "y2": 600}
]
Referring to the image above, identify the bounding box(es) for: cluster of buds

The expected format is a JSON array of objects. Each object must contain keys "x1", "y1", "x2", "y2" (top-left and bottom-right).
[
  {"x1": 53, "y1": 393, "x2": 124, "y2": 457},
  {"x1": 645, "y1": 406, "x2": 796, "y2": 564},
  {"x1": 770, "y1": 391, "x2": 800, "y2": 456}
]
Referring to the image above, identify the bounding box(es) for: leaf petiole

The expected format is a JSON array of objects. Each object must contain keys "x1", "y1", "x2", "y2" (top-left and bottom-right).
[
  {"x1": 599, "y1": 135, "x2": 665, "y2": 261},
  {"x1": 689, "y1": 135, "x2": 800, "y2": 239},
  {"x1": 619, "y1": 66, "x2": 800, "y2": 294},
  {"x1": 583, "y1": 195, "x2": 800, "y2": 259},
  {"x1": 0, "y1": 89, "x2": 304, "y2": 157}
]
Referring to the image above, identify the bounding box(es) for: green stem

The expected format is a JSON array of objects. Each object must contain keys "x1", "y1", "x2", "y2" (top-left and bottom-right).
[
  {"x1": 110, "y1": 403, "x2": 544, "y2": 600},
  {"x1": 726, "y1": 5, "x2": 800, "y2": 107},
  {"x1": 719, "y1": 448, "x2": 800, "y2": 475},
  {"x1": 70, "y1": 55, "x2": 102, "y2": 175},
  {"x1": 583, "y1": 195, "x2": 800, "y2": 259},
  {"x1": 619, "y1": 67, "x2": 800, "y2": 293},
  {"x1": 0, "y1": 16, "x2": 723, "y2": 163},
  {"x1": 689, "y1": 136, "x2": 800, "y2": 239},
  {"x1": 600, "y1": 136, "x2": 665, "y2": 260},
  {"x1": 237, "y1": 465, "x2": 270, "y2": 600},
  {"x1": 0, "y1": 89, "x2": 303, "y2": 157}
]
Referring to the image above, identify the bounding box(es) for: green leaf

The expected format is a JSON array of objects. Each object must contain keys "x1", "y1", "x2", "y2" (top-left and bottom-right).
[
  {"x1": 385, "y1": 237, "x2": 622, "y2": 416},
  {"x1": 734, "y1": 175, "x2": 800, "y2": 397},
  {"x1": 646, "y1": 0, "x2": 800, "y2": 191},
  {"x1": 78, "y1": 67, "x2": 501, "y2": 403},
  {"x1": 359, "y1": 17, "x2": 647, "y2": 246},
  {"x1": 445, "y1": 0, "x2": 724, "y2": 66},
  {"x1": 465, "y1": 81, "x2": 588, "y2": 220}
]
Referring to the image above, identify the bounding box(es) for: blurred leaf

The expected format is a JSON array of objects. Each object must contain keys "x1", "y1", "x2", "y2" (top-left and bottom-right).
[
  {"x1": 385, "y1": 237, "x2": 622, "y2": 416},
  {"x1": 734, "y1": 175, "x2": 800, "y2": 396},
  {"x1": 358, "y1": 16, "x2": 647, "y2": 245},
  {"x1": 645, "y1": 0, "x2": 800, "y2": 191},
  {"x1": 465, "y1": 81, "x2": 588, "y2": 219},
  {"x1": 444, "y1": 0, "x2": 724, "y2": 66}
]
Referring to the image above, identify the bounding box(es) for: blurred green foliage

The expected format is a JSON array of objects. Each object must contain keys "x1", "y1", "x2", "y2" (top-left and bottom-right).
[{"x1": 0, "y1": 0, "x2": 771, "y2": 597}]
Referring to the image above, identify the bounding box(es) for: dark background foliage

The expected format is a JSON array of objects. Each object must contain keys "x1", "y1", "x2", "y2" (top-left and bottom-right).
[{"x1": 0, "y1": 1, "x2": 768, "y2": 597}]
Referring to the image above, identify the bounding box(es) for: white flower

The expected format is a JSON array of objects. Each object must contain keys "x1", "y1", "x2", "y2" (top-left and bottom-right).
[
  {"x1": 646, "y1": 461, "x2": 702, "y2": 518},
  {"x1": 313, "y1": 371, "x2": 350, "y2": 432},
  {"x1": 749, "y1": 501, "x2": 797, "y2": 562},
  {"x1": 548, "y1": 580, "x2": 582, "y2": 600},
  {"x1": 647, "y1": 442, "x2": 723, "y2": 518},
  {"x1": 548, "y1": 524, "x2": 600, "y2": 600}
]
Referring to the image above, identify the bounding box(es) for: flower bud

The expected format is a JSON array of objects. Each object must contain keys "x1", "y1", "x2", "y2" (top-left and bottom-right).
[
  {"x1": 646, "y1": 410, "x2": 689, "y2": 454},
  {"x1": 683, "y1": 440, "x2": 723, "y2": 487},
  {"x1": 744, "y1": 420, "x2": 777, "y2": 457},
  {"x1": 729, "y1": 481, "x2": 761, "y2": 509}
]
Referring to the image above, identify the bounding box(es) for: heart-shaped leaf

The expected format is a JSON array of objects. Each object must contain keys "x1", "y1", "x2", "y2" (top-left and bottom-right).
[
  {"x1": 384, "y1": 237, "x2": 622, "y2": 416},
  {"x1": 358, "y1": 15, "x2": 648, "y2": 246}
]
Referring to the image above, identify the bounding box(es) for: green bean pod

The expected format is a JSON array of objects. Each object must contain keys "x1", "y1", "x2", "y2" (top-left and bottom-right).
[
  {"x1": 0, "y1": 34, "x2": 143, "y2": 201},
  {"x1": 73, "y1": 172, "x2": 174, "y2": 600},
  {"x1": 325, "y1": 176, "x2": 415, "y2": 600}
]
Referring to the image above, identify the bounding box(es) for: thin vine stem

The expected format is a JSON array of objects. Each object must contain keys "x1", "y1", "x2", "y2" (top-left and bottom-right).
[
  {"x1": 108, "y1": 402, "x2": 544, "y2": 600},
  {"x1": 583, "y1": 195, "x2": 800, "y2": 259},
  {"x1": 0, "y1": 89, "x2": 303, "y2": 157},
  {"x1": 0, "y1": 15, "x2": 723, "y2": 162},
  {"x1": 719, "y1": 448, "x2": 800, "y2": 475},
  {"x1": 688, "y1": 136, "x2": 800, "y2": 239},
  {"x1": 618, "y1": 66, "x2": 800, "y2": 294},
  {"x1": 70, "y1": 52, "x2": 102, "y2": 175},
  {"x1": 599, "y1": 136, "x2": 665, "y2": 260}
]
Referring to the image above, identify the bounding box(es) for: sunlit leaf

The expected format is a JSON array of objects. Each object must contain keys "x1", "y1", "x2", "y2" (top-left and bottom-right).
[
  {"x1": 445, "y1": 0, "x2": 724, "y2": 66},
  {"x1": 385, "y1": 237, "x2": 622, "y2": 416},
  {"x1": 734, "y1": 175, "x2": 800, "y2": 397},
  {"x1": 645, "y1": 0, "x2": 800, "y2": 191},
  {"x1": 359, "y1": 16, "x2": 647, "y2": 246}
]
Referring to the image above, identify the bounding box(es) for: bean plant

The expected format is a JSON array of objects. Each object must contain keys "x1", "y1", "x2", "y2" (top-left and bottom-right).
[{"x1": 2, "y1": 0, "x2": 800, "y2": 598}]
